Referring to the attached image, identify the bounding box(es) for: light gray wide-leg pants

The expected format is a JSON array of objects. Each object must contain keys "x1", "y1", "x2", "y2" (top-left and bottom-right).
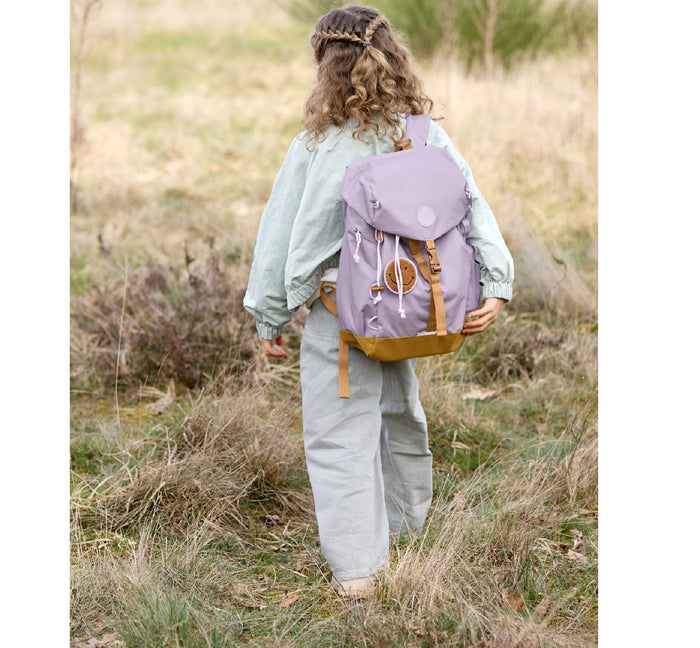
[{"x1": 300, "y1": 298, "x2": 433, "y2": 581}]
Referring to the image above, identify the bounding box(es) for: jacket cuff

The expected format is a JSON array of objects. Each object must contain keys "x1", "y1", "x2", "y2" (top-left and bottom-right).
[
  {"x1": 256, "y1": 321, "x2": 284, "y2": 340},
  {"x1": 482, "y1": 281, "x2": 513, "y2": 301}
]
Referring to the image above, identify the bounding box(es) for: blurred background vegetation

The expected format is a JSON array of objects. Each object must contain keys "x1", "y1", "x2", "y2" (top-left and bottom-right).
[
  {"x1": 292, "y1": 0, "x2": 597, "y2": 71},
  {"x1": 70, "y1": 1, "x2": 597, "y2": 646}
]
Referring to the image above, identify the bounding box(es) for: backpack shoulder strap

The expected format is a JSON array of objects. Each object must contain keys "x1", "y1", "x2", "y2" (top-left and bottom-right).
[{"x1": 405, "y1": 113, "x2": 431, "y2": 148}]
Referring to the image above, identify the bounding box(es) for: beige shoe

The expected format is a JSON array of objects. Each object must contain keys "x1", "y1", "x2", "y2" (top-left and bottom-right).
[{"x1": 333, "y1": 576, "x2": 377, "y2": 598}]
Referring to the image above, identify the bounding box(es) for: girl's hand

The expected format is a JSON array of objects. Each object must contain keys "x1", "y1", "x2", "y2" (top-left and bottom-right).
[
  {"x1": 260, "y1": 336, "x2": 287, "y2": 358},
  {"x1": 462, "y1": 298, "x2": 506, "y2": 336}
]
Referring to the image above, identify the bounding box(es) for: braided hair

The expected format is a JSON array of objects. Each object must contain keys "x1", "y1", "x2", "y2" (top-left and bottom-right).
[
  {"x1": 303, "y1": 6, "x2": 433, "y2": 150},
  {"x1": 313, "y1": 14, "x2": 384, "y2": 48}
]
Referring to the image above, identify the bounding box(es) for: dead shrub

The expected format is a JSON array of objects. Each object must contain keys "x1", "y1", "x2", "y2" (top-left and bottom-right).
[{"x1": 70, "y1": 241, "x2": 258, "y2": 391}]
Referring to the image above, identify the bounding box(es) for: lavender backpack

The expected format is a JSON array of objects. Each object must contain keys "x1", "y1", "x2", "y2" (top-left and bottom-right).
[{"x1": 319, "y1": 114, "x2": 481, "y2": 398}]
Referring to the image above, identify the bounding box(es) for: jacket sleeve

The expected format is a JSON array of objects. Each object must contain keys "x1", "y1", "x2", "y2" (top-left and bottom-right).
[
  {"x1": 283, "y1": 139, "x2": 348, "y2": 308},
  {"x1": 243, "y1": 135, "x2": 311, "y2": 339},
  {"x1": 428, "y1": 121, "x2": 514, "y2": 301}
]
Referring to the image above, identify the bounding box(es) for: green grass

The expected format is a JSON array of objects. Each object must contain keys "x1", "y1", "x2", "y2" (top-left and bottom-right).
[{"x1": 70, "y1": 253, "x2": 92, "y2": 295}]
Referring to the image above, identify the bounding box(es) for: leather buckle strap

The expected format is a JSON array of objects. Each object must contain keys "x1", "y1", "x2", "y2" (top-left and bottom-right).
[
  {"x1": 425, "y1": 240, "x2": 441, "y2": 273},
  {"x1": 319, "y1": 281, "x2": 338, "y2": 315},
  {"x1": 423, "y1": 240, "x2": 446, "y2": 334},
  {"x1": 318, "y1": 282, "x2": 349, "y2": 398},
  {"x1": 338, "y1": 334, "x2": 350, "y2": 399},
  {"x1": 408, "y1": 239, "x2": 447, "y2": 336}
]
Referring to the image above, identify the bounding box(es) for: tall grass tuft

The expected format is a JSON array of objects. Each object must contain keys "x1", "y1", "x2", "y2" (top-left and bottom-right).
[
  {"x1": 115, "y1": 580, "x2": 230, "y2": 648},
  {"x1": 72, "y1": 383, "x2": 310, "y2": 537}
]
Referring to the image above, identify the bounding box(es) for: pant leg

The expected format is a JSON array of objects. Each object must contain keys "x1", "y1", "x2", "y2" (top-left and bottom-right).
[
  {"x1": 379, "y1": 358, "x2": 433, "y2": 536},
  {"x1": 300, "y1": 299, "x2": 389, "y2": 581}
]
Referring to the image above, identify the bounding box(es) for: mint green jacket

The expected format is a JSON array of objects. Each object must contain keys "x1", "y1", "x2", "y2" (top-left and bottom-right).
[{"x1": 244, "y1": 117, "x2": 514, "y2": 339}]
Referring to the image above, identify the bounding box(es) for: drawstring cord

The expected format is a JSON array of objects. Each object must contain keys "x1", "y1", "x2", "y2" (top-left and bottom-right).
[
  {"x1": 353, "y1": 228, "x2": 361, "y2": 263},
  {"x1": 394, "y1": 234, "x2": 406, "y2": 318},
  {"x1": 373, "y1": 230, "x2": 383, "y2": 303}
]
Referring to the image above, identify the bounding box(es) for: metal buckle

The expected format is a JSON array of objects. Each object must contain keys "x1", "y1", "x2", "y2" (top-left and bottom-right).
[{"x1": 425, "y1": 241, "x2": 441, "y2": 273}]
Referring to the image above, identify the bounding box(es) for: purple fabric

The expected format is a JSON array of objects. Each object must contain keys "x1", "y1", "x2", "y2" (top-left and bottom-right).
[
  {"x1": 404, "y1": 113, "x2": 430, "y2": 147},
  {"x1": 336, "y1": 115, "x2": 481, "y2": 341}
]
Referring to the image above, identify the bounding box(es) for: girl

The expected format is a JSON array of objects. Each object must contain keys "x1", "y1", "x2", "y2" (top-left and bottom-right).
[{"x1": 244, "y1": 5, "x2": 514, "y2": 597}]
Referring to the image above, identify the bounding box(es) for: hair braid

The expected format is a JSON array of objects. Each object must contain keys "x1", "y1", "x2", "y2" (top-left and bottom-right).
[
  {"x1": 314, "y1": 28, "x2": 364, "y2": 46},
  {"x1": 362, "y1": 15, "x2": 385, "y2": 43}
]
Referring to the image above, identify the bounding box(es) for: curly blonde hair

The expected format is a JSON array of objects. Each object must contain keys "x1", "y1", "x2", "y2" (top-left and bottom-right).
[{"x1": 303, "y1": 5, "x2": 433, "y2": 150}]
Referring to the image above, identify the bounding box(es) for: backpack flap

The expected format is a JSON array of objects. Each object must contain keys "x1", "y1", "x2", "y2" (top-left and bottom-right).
[{"x1": 341, "y1": 146, "x2": 471, "y2": 241}]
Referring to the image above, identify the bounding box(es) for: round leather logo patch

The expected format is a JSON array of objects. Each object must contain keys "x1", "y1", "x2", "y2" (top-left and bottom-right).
[
  {"x1": 384, "y1": 258, "x2": 417, "y2": 294},
  {"x1": 417, "y1": 205, "x2": 436, "y2": 227}
]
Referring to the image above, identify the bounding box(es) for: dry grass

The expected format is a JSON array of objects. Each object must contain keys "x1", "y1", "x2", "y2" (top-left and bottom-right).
[
  {"x1": 70, "y1": 1, "x2": 597, "y2": 646},
  {"x1": 72, "y1": 382, "x2": 310, "y2": 537},
  {"x1": 71, "y1": 375, "x2": 596, "y2": 646},
  {"x1": 70, "y1": 0, "x2": 314, "y2": 278},
  {"x1": 424, "y1": 49, "x2": 597, "y2": 316},
  {"x1": 71, "y1": 382, "x2": 596, "y2": 646},
  {"x1": 372, "y1": 444, "x2": 597, "y2": 647}
]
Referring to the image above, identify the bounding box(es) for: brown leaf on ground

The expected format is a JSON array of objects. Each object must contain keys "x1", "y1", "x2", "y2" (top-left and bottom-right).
[
  {"x1": 281, "y1": 593, "x2": 300, "y2": 608},
  {"x1": 566, "y1": 549, "x2": 588, "y2": 564}
]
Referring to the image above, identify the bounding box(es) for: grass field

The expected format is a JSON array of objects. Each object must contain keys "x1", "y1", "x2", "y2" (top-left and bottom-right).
[{"x1": 70, "y1": 1, "x2": 597, "y2": 646}]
